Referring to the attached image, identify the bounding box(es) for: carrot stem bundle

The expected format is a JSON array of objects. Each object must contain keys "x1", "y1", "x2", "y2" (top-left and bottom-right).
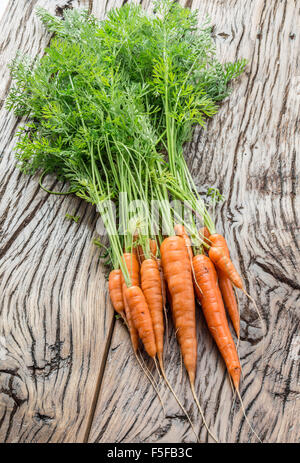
[
  {"x1": 218, "y1": 273, "x2": 240, "y2": 338},
  {"x1": 160, "y1": 236, "x2": 197, "y2": 384},
  {"x1": 208, "y1": 234, "x2": 240, "y2": 337},
  {"x1": 193, "y1": 253, "x2": 241, "y2": 390},
  {"x1": 208, "y1": 246, "x2": 243, "y2": 289},
  {"x1": 108, "y1": 269, "x2": 125, "y2": 316}
]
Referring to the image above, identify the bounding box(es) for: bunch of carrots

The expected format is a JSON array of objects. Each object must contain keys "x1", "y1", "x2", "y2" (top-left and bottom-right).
[
  {"x1": 109, "y1": 226, "x2": 244, "y2": 437},
  {"x1": 7, "y1": 0, "x2": 263, "y2": 442}
]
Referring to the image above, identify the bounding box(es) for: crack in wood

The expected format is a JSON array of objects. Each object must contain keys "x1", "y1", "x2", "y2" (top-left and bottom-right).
[
  {"x1": 55, "y1": 0, "x2": 74, "y2": 18},
  {"x1": 34, "y1": 412, "x2": 54, "y2": 424}
]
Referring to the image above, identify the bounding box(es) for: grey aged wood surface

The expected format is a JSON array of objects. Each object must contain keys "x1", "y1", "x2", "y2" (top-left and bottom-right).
[{"x1": 0, "y1": 0, "x2": 299, "y2": 443}]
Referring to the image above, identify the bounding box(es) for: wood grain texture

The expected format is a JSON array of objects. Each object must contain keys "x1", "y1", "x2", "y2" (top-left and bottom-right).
[
  {"x1": 0, "y1": 0, "x2": 299, "y2": 444},
  {"x1": 0, "y1": 0, "x2": 115, "y2": 443},
  {"x1": 89, "y1": 0, "x2": 300, "y2": 443}
]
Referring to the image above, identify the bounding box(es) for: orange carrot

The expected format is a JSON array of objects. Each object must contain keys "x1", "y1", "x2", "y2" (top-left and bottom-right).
[
  {"x1": 161, "y1": 236, "x2": 218, "y2": 441},
  {"x1": 196, "y1": 250, "x2": 261, "y2": 440},
  {"x1": 125, "y1": 285, "x2": 157, "y2": 358},
  {"x1": 132, "y1": 246, "x2": 139, "y2": 261},
  {"x1": 122, "y1": 289, "x2": 139, "y2": 352},
  {"x1": 208, "y1": 234, "x2": 240, "y2": 337},
  {"x1": 199, "y1": 226, "x2": 210, "y2": 245},
  {"x1": 209, "y1": 245, "x2": 243, "y2": 289},
  {"x1": 141, "y1": 258, "x2": 164, "y2": 363},
  {"x1": 174, "y1": 224, "x2": 193, "y2": 263},
  {"x1": 152, "y1": 262, "x2": 201, "y2": 442},
  {"x1": 208, "y1": 233, "x2": 228, "y2": 250},
  {"x1": 157, "y1": 258, "x2": 166, "y2": 309},
  {"x1": 157, "y1": 257, "x2": 170, "y2": 354},
  {"x1": 120, "y1": 254, "x2": 167, "y2": 415},
  {"x1": 108, "y1": 269, "x2": 124, "y2": 315},
  {"x1": 193, "y1": 254, "x2": 241, "y2": 389},
  {"x1": 160, "y1": 236, "x2": 196, "y2": 384},
  {"x1": 218, "y1": 275, "x2": 240, "y2": 338},
  {"x1": 136, "y1": 245, "x2": 145, "y2": 264},
  {"x1": 121, "y1": 253, "x2": 140, "y2": 352},
  {"x1": 174, "y1": 224, "x2": 201, "y2": 311},
  {"x1": 121, "y1": 252, "x2": 140, "y2": 287},
  {"x1": 210, "y1": 234, "x2": 265, "y2": 340}
]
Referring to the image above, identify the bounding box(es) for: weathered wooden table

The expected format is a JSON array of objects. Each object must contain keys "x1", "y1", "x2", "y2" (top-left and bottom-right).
[{"x1": 0, "y1": 0, "x2": 299, "y2": 443}]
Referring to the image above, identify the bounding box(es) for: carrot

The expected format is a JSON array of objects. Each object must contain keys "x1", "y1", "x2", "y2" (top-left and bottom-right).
[
  {"x1": 121, "y1": 252, "x2": 168, "y2": 414},
  {"x1": 209, "y1": 234, "x2": 264, "y2": 337},
  {"x1": 125, "y1": 285, "x2": 157, "y2": 358},
  {"x1": 160, "y1": 236, "x2": 196, "y2": 384},
  {"x1": 141, "y1": 258, "x2": 164, "y2": 364},
  {"x1": 208, "y1": 234, "x2": 240, "y2": 337},
  {"x1": 108, "y1": 269, "x2": 124, "y2": 315},
  {"x1": 122, "y1": 289, "x2": 139, "y2": 352},
  {"x1": 121, "y1": 253, "x2": 140, "y2": 352},
  {"x1": 132, "y1": 246, "x2": 139, "y2": 261},
  {"x1": 156, "y1": 258, "x2": 167, "y2": 309},
  {"x1": 206, "y1": 240, "x2": 262, "y2": 440},
  {"x1": 158, "y1": 250, "x2": 200, "y2": 441},
  {"x1": 218, "y1": 275, "x2": 240, "y2": 338},
  {"x1": 199, "y1": 226, "x2": 210, "y2": 245},
  {"x1": 174, "y1": 223, "x2": 193, "y2": 263},
  {"x1": 209, "y1": 233, "x2": 228, "y2": 250},
  {"x1": 208, "y1": 245, "x2": 243, "y2": 289},
  {"x1": 121, "y1": 252, "x2": 140, "y2": 286},
  {"x1": 161, "y1": 236, "x2": 218, "y2": 441},
  {"x1": 157, "y1": 257, "x2": 169, "y2": 356},
  {"x1": 193, "y1": 253, "x2": 241, "y2": 390},
  {"x1": 194, "y1": 255, "x2": 261, "y2": 441}
]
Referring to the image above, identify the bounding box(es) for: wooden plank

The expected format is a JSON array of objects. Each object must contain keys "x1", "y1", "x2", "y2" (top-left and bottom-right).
[
  {"x1": 88, "y1": 0, "x2": 300, "y2": 443},
  {"x1": 0, "y1": 0, "x2": 117, "y2": 443}
]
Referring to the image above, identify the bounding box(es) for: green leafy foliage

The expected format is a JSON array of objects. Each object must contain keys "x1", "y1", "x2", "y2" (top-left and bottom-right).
[
  {"x1": 100, "y1": 0, "x2": 246, "y2": 143},
  {"x1": 6, "y1": 0, "x2": 246, "y2": 264},
  {"x1": 207, "y1": 187, "x2": 225, "y2": 204},
  {"x1": 94, "y1": 0, "x2": 246, "y2": 235},
  {"x1": 65, "y1": 213, "x2": 80, "y2": 223}
]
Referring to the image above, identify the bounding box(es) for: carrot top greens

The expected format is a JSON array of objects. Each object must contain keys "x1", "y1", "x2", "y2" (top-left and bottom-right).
[
  {"x1": 6, "y1": 0, "x2": 246, "y2": 262},
  {"x1": 96, "y1": 0, "x2": 246, "y2": 238}
]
